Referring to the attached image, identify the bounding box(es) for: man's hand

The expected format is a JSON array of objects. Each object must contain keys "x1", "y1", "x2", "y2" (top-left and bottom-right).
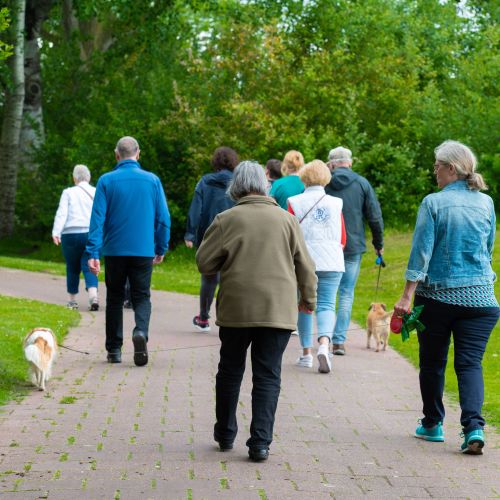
[
  {"x1": 88, "y1": 258, "x2": 100, "y2": 275},
  {"x1": 52, "y1": 236, "x2": 61, "y2": 246},
  {"x1": 184, "y1": 240, "x2": 193, "y2": 249},
  {"x1": 376, "y1": 247, "x2": 384, "y2": 256},
  {"x1": 153, "y1": 255, "x2": 164, "y2": 264}
]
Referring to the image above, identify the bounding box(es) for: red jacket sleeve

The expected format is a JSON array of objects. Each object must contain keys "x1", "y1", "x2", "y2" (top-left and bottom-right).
[{"x1": 341, "y1": 212, "x2": 347, "y2": 249}]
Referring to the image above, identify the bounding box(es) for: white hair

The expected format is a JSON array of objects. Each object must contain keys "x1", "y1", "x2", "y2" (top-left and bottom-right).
[
  {"x1": 328, "y1": 146, "x2": 352, "y2": 165},
  {"x1": 115, "y1": 136, "x2": 140, "y2": 159},
  {"x1": 73, "y1": 164, "x2": 91, "y2": 183},
  {"x1": 227, "y1": 161, "x2": 268, "y2": 201},
  {"x1": 435, "y1": 140, "x2": 487, "y2": 191}
]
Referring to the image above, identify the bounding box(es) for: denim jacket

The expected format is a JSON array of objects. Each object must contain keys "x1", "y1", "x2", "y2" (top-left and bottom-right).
[{"x1": 406, "y1": 180, "x2": 496, "y2": 289}]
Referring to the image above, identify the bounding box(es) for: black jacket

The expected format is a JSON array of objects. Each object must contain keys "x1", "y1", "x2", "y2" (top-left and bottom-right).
[
  {"x1": 185, "y1": 169, "x2": 234, "y2": 247},
  {"x1": 325, "y1": 167, "x2": 383, "y2": 256}
]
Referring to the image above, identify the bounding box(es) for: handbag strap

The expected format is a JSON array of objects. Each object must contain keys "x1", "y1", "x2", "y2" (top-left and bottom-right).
[
  {"x1": 299, "y1": 194, "x2": 326, "y2": 224},
  {"x1": 77, "y1": 184, "x2": 94, "y2": 201}
]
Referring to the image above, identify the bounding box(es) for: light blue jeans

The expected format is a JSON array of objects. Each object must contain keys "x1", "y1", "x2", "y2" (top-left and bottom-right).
[
  {"x1": 332, "y1": 254, "x2": 362, "y2": 344},
  {"x1": 298, "y1": 271, "x2": 343, "y2": 348}
]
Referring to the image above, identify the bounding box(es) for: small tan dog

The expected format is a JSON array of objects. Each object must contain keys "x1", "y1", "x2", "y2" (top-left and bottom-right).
[
  {"x1": 366, "y1": 303, "x2": 391, "y2": 352},
  {"x1": 23, "y1": 328, "x2": 57, "y2": 391}
]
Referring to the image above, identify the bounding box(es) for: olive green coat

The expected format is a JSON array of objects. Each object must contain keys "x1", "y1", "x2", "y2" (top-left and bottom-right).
[{"x1": 196, "y1": 195, "x2": 317, "y2": 329}]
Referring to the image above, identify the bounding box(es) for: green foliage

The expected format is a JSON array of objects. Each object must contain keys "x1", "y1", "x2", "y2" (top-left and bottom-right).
[
  {"x1": 0, "y1": 7, "x2": 12, "y2": 62},
  {"x1": 0, "y1": 295, "x2": 79, "y2": 406},
  {"x1": 8, "y1": 0, "x2": 500, "y2": 243}
]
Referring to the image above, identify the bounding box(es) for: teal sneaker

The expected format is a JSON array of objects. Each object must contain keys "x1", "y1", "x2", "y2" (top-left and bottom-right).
[
  {"x1": 415, "y1": 420, "x2": 444, "y2": 442},
  {"x1": 461, "y1": 429, "x2": 484, "y2": 455}
]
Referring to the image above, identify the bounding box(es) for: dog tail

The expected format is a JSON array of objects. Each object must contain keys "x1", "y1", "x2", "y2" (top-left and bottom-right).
[{"x1": 24, "y1": 343, "x2": 44, "y2": 369}]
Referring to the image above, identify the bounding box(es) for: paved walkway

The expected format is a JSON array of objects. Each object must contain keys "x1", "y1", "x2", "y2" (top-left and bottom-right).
[{"x1": 0, "y1": 267, "x2": 499, "y2": 500}]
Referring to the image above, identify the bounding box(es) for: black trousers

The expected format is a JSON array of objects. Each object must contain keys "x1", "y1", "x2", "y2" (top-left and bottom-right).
[
  {"x1": 104, "y1": 256, "x2": 153, "y2": 352},
  {"x1": 415, "y1": 295, "x2": 499, "y2": 433},
  {"x1": 214, "y1": 326, "x2": 291, "y2": 449}
]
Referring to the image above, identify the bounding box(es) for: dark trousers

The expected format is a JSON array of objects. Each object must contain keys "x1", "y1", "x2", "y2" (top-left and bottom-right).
[
  {"x1": 61, "y1": 233, "x2": 98, "y2": 294},
  {"x1": 104, "y1": 256, "x2": 153, "y2": 352},
  {"x1": 199, "y1": 273, "x2": 220, "y2": 320},
  {"x1": 214, "y1": 326, "x2": 291, "y2": 449},
  {"x1": 414, "y1": 295, "x2": 499, "y2": 433}
]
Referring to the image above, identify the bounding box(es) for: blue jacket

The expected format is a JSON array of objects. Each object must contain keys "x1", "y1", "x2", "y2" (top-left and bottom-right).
[
  {"x1": 86, "y1": 159, "x2": 171, "y2": 258},
  {"x1": 184, "y1": 169, "x2": 234, "y2": 247},
  {"x1": 325, "y1": 167, "x2": 383, "y2": 256},
  {"x1": 406, "y1": 180, "x2": 496, "y2": 289}
]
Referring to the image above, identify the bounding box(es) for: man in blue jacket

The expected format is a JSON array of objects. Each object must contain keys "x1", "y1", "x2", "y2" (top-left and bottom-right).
[
  {"x1": 326, "y1": 146, "x2": 384, "y2": 356},
  {"x1": 87, "y1": 136, "x2": 171, "y2": 366}
]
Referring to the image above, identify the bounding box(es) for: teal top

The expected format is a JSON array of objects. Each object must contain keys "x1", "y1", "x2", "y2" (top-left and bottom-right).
[{"x1": 269, "y1": 175, "x2": 305, "y2": 209}]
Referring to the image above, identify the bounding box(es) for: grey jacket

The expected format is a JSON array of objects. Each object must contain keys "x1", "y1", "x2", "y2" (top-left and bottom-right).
[{"x1": 326, "y1": 167, "x2": 383, "y2": 256}]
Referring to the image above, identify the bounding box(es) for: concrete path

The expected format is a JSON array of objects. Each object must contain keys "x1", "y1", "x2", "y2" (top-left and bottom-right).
[{"x1": 0, "y1": 267, "x2": 499, "y2": 499}]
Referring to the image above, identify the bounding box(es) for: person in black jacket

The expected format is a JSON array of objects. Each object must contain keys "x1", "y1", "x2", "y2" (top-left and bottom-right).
[
  {"x1": 325, "y1": 147, "x2": 384, "y2": 355},
  {"x1": 185, "y1": 147, "x2": 239, "y2": 332}
]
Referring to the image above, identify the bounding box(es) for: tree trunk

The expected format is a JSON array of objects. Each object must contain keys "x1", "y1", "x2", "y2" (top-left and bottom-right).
[
  {"x1": 0, "y1": 0, "x2": 26, "y2": 238},
  {"x1": 19, "y1": 0, "x2": 55, "y2": 170}
]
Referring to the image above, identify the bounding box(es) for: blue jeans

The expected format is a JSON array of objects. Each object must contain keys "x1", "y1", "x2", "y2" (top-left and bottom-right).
[
  {"x1": 414, "y1": 295, "x2": 499, "y2": 433},
  {"x1": 298, "y1": 271, "x2": 343, "y2": 348},
  {"x1": 61, "y1": 233, "x2": 98, "y2": 294},
  {"x1": 332, "y1": 254, "x2": 362, "y2": 344}
]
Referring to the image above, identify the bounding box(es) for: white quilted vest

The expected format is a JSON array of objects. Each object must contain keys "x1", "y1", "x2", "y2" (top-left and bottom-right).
[{"x1": 288, "y1": 186, "x2": 345, "y2": 272}]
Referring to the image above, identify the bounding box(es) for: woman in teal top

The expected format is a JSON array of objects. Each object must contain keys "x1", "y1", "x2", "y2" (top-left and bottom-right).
[{"x1": 269, "y1": 150, "x2": 305, "y2": 209}]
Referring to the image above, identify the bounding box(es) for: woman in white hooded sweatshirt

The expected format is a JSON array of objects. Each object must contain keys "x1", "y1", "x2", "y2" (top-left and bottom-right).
[
  {"x1": 288, "y1": 160, "x2": 346, "y2": 373},
  {"x1": 52, "y1": 164, "x2": 99, "y2": 310}
]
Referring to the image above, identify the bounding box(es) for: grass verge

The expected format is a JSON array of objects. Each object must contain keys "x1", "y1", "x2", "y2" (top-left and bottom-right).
[{"x1": 0, "y1": 295, "x2": 80, "y2": 406}]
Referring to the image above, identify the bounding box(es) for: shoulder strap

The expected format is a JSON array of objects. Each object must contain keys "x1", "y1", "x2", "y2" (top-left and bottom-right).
[
  {"x1": 299, "y1": 194, "x2": 326, "y2": 224},
  {"x1": 77, "y1": 185, "x2": 94, "y2": 201}
]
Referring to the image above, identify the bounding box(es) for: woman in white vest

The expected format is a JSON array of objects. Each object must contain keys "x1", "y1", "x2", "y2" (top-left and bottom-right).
[{"x1": 288, "y1": 160, "x2": 345, "y2": 373}]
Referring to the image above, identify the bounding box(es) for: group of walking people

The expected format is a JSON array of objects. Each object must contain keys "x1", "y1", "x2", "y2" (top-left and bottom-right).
[{"x1": 52, "y1": 136, "x2": 498, "y2": 461}]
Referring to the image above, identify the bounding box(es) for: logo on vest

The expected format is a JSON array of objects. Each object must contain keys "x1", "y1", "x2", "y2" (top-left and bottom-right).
[{"x1": 312, "y1": 207, "x2": 329, "y2": 223}]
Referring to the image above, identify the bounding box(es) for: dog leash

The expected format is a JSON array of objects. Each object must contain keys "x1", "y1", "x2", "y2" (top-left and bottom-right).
[
  {"x1": 58, "y1": 344, "x2": 90, "y2": 355},
  {"x1": 374, "y1": 253, "x2": 386, "y2": 300}
]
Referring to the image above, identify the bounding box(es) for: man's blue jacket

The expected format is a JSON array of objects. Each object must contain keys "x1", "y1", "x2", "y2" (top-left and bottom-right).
[{"x1": 86, "y1": 159, "x2": 171, "y2": 258}]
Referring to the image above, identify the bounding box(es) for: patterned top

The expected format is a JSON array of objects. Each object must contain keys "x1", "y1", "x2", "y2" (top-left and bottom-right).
[{"x1": 416, "y1": 284, "x2": 499, "y2": 308}]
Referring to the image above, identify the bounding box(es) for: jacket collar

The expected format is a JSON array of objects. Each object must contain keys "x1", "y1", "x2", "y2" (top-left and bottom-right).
[
  {"x1": 114, "y1": 159, "x2": 141, "y2": 170},
  {"x1": 236, "y1": 195, "x2": 279, "y2": 207},
  {"x1": 442, "y1": 180, "x2": 468, "y2": 192},
  {"x1": 304, "y1": 185, "x2": 325, "y2": 193}
]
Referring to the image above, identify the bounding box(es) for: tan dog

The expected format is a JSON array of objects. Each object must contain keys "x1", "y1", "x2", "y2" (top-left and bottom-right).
[
  {"x1": 23, "y1": 328, "x2": 57, "y2": 391},
  {"x1": 366, "y1": 303, "x2": 391, "y2": 352}
]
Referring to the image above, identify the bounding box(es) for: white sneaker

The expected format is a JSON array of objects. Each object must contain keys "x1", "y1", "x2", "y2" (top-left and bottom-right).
[
  {"x1": 291, "y1": 330, "x2": 299, "y2": 336},
  {"x1": 295, "y1": 354, "x2": 313, "y2": 368},
  {"x1": 317, "y1": 345, "x2": 331, "y2": 373}
]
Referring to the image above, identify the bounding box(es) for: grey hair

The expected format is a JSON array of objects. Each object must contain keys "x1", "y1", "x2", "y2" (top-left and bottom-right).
[
  {"x1": 434, "y1": 140, "x2": 487, "y2": 191},
  {"x1": 227, "y1": 161, "x2": 268, "y2": 201},
  {"x1": 73, "y1": 164, "x2": 91, "y2": 183},
  {"x1": 115, "y1": 136, "x2": 140, "y2": 159}
]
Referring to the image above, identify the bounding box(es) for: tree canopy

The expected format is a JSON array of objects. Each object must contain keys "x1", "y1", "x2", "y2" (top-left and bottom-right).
[{"x1": 0, "y1": 0, "x2": 498, "y2": 243}]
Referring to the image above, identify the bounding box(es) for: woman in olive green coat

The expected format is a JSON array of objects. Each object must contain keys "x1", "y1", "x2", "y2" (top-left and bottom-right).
[{"x1": 196, "y1": 161, "x2": 317, "y2": 462}]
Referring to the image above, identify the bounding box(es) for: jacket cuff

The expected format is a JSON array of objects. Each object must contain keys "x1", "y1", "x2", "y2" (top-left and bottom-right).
[{"x1": 405, "y1": 270, "x2": 426, "y2": 282}]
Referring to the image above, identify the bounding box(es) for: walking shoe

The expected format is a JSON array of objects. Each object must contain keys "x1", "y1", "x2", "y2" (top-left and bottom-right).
[
  {"x1": 132, "y1": 330, "x2": 148, "y2": 367},
  {"x1": 67, "y1": 300, "x2": 79, "y2": 310},
  {"x1": 415, "y1": 420, "x2": 444, "y2": 442},
  {"x1": 332, "y1": 343, "x2": 346, "y2": 356},
  {"x1": 461, "y1": 429, "x2": 484, "y2": 455},
  {"x1": 107, "y1": 350, "x2": 122, "y2": 364},
  {"x1": 248, "y1": 447, "x2": 269, "y2": 462},
  {"x1": 193, "y1": 315, "x2": 211, "y2": 332},
  {"x1": 291, "y1": 330, "x2": 299, "y2": 336},
  {"x1": 123, "y1": 300, "x2": 133, "y2": 309},
  {"x1": 317, "y1": 344, "x2": 331, "y2": 373},
  {"x1": 89, "y1": 297, "x2": 99, "y2": 311},
  {"x1": 295, "y1": 354, "x2": 313, "y2": 368}
]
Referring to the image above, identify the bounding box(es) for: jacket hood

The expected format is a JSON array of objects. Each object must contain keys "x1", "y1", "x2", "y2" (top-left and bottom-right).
[
  {"x1": 205, "y1": 169, "x2": 233, "y2": 189},
  {"x1": 330, "y1": 167, "x2": 357, "y2": 190}
]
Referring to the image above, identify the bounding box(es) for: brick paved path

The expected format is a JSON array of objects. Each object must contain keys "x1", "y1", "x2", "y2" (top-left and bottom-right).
[{"x1": 0, "y1": 267, "x2": 499, "y2": 499}]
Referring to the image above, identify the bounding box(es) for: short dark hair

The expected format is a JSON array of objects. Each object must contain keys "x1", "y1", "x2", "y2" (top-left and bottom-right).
[
  {"x1": 265, "y1": 159, "x2": 282, "y2": 180},
  {"x1": 212, "y1": 147, "x2": 239, "y2": 172}
]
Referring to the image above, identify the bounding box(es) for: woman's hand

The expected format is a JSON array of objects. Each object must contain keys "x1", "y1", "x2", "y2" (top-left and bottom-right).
[
  {"x1": 394, "y1": 280, "x2": 418, "y2": 317},
  {"x1": 298, "y1": 301, "x2": 313, "y2": 314},
  {"x1": 52, "y1": 236, "x2": 61, "y2": 246}
]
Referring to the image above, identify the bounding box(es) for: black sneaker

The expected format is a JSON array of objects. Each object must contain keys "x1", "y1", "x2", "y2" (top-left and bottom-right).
[
  {"x1": 248, "y1": 447, "x2": 269, "y2": 462},
  {"x1": 193, "y1": 315, "x2": 210, "y2": 332},
  {"x1": 107, "y1": 350, "x2": 122, "y2": 363},
  {"x1": 132, "y1": 331, "x2": 148, "y2": 366}
]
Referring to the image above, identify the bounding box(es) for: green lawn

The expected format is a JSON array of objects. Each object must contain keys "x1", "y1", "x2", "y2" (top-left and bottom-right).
[
  {"x1": 0, "y1": 233, "x2": 499, "y2": 431},
  {"x1": 0, "y1": 295, "x2": 80, "y2": 406}
]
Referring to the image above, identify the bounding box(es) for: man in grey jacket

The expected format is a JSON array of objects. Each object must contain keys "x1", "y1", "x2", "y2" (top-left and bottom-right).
[{"x1": 325, "y1": 147, "x2": 384, "y2": 355}]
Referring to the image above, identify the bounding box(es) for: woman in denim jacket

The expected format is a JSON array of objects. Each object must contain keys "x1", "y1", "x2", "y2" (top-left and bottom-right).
[{"x1": 394, "y1": 140, "x2": 499, "y2": 455}]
